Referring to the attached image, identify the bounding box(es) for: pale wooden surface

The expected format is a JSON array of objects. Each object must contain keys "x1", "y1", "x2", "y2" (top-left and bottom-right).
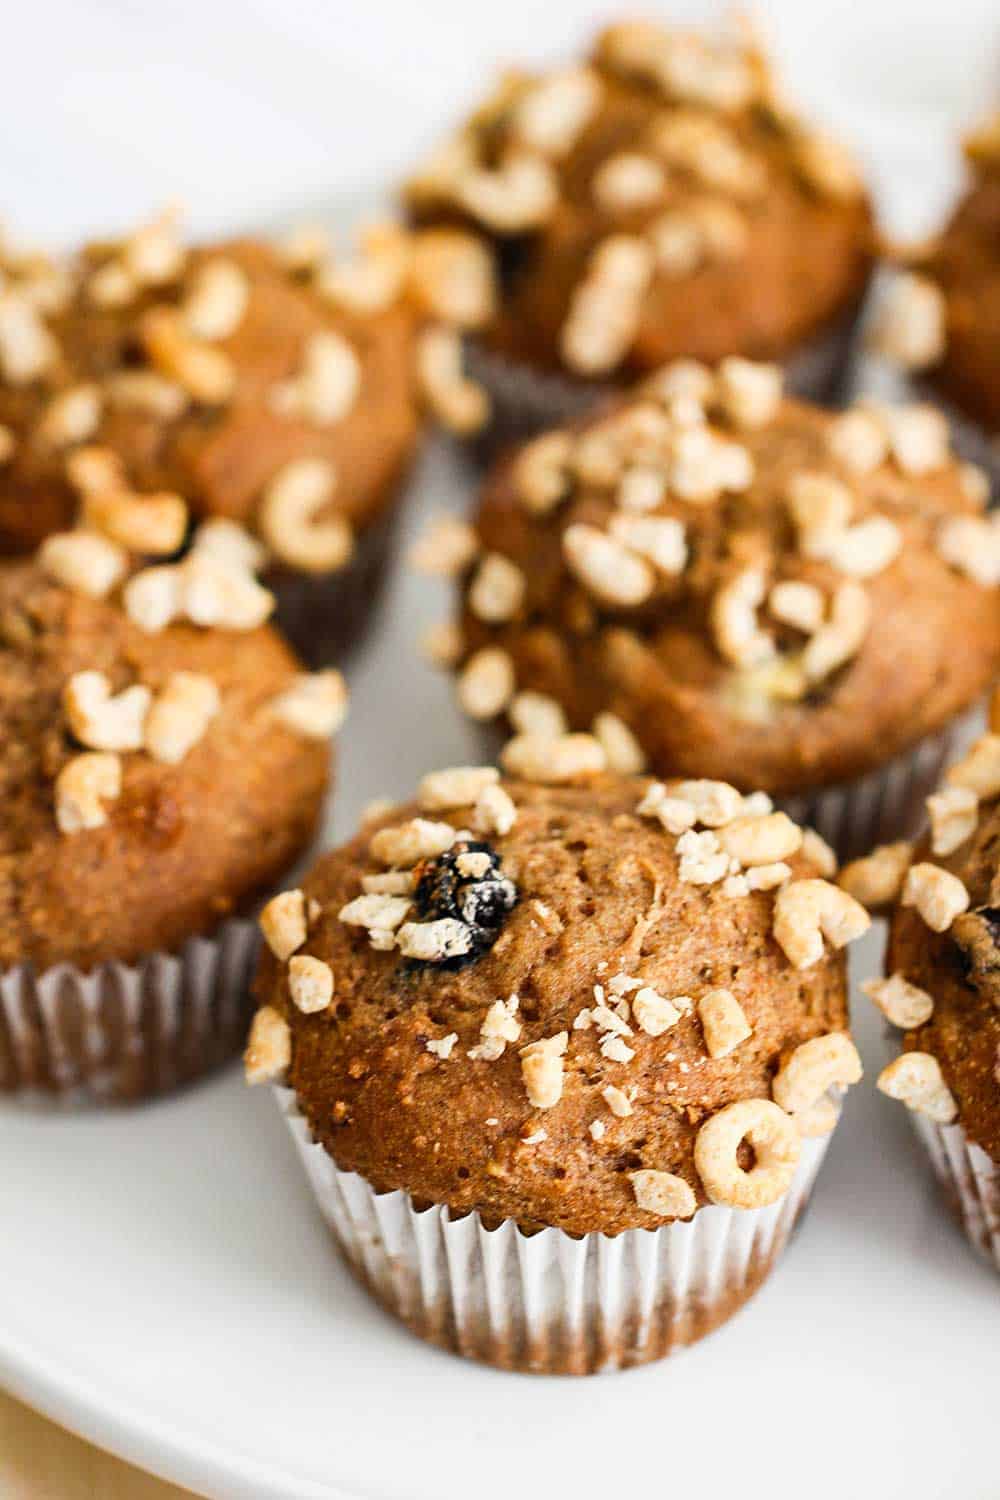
[{"x1": 0, "y1": 1390, "x2": 196, "y2": 1500}]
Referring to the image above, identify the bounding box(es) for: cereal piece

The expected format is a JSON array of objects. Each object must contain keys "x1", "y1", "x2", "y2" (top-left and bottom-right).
[
  {"x1": 396, "y1": 917, "x2": 473, "y2": 962},
  {"x1": 181, "y1": 257, "x2": 249, "y2": 341},
  {"x1": 786, "y1": 470, "x2": 853, "y2": 550},
  {"x1": 617, "y1": 466, "x2": 668, "y2": 513},
  {"x1": 408, "y1": 229, "x2": 496, "y2": 330},
  {"x1": 837, "y1": 841, "x2": 912, "y2": 908},
  {"x1": 54, "y1": 752, "x2": 121, "y2": 834},
  {"x1": 667, "y1": 778, "x2": 744, "y2": 829},
  {"x1": 698, "y1": 989, "x2": 752, "y2": 1058},
  {"x1": 772, "y1": 1032, "x2": 862, "y2": 1115},
  {"x1": 602, "y1": 1084, "x2": 634, "y2": 1118},
  {"x1": 869, "y1": 273, "x2": 946, "y2": 370},
  {"x1": 416, "y1": 325, "x2": 489, "y2": 434},
  {"x1": 142, "y1": 307, "x2": 235, "y2": 405},
  {"x1": 144, "y1": 671, "x2": 220, "y2": 764},
  {"x1": 361, "y1": 870, "x2": 416, "y2": 896},
  {"x1": 369, "y1": 818, "x2": 455, "y2": 867},
  {"x1": 456, "y1": 153, "x2": 559, "y2": 233},
  {"x1": 244, "y1": 1006, "x2": 291, "y2": 1085},
  {"x1": 519, "y1": 1031, "x2": 568, "y2": 1109},
  {"x1": 190, "y1": 518, "x2": 267, "y2": 575},
  {"x1": 711, "y1": 567, "x2": 774, "y2": 667},
  {"x1": 63, "y1": 670, "x2": 151, "y2": 752},
  {"x1": 601, "y1": 1034, "x2": 635, "y2": 1063},
  {"x1": 718, "y1": 811, "x2": 802, "y2": 866},
  {"x1": 122, "y1": 209, "x2": 186, "y2": 286},
  {"x1": 259, "y1": 890, "x2": 308, "y2": 961},
  {"x1": 418, "y1": 766, "x2": 498, "y2": 813},
  {"x1": 811, "y1": 515, "x2": 902, "y2": 579},
  {"x1": 474, "y1": 782, "x2": 518, "y2": 837},
  {"x1": 501, "y1": 732, "x2": 606, "y2": 784},
  {"x1": 563, "y1": 523, "x2": 655, "y2": 607},
  {"x1": 339, "y1": 893, "x2": 413, "y2": 936},
  {"x1": 768, "y1": 580, "x2": 824, "y2": 634},
  {"x1": 800, "y1": 828, "x2": 837, "y2": 879},
  {"x1": 630, "y1": 1169, "x2": 696, "y2": 1219},
  {"x1": 946, "y1": 734, "x2": 1000, "y2": 801},
  {"x1": 38, "y1": 531, "x2": 127, "y2": 599},
  {"x1": 877, "y1": 1052, "x2": 957, "y2": 1124},
  {"x1": 509, "y1": 692, "x2": 567, "y2": 739},
  {"x1": 0, "y1": 291, "x2": 57, "y2": 383},
  {"x1": 631, "y1": 987, "x2": 683, "y2": 1036},
  {"x1": 512, "y1": 430, "x2": 574, "y2": 514},
  {"x1": 426, "y1": 1033, "x2": 459, "y2": 1060},
  {"x1": 901, "y1": 863, "x2": 969, "y2": 933},
  {"x1": 288, "y1": 955, "x2": 334, "y2": 1015},
  {"x1": 468, "y1": 553, "x2": 526, "y2": 623},
  {"x1": 456, "y1": 647, "x2": 515, "y2": 720},
  {"x1": 511, "y1": 66, "x2": 603, "y2": 157},
  {"x1": 927, "y1": 786, "x2": 979, "y2": 856},
  {"x1": 270, "y1": 671, "x2": 348, "y2": 740},
  {"x1": 826, "y1": 408, "x2": 888, "y2": 475},
  {"x1": 801, "y1": 581, "x2": 870, "y2": 683},
  {"x1": 772, "y1": 878, "x2": 870, "y2": 969},
  {"x1": 935, "y1": 515, "x2": 1000, "y2": 587},
  {"x1": 715, "y1": 357, "x2": 782, "y2": 429},
  {"x1": 124, "y1": 553, "x2": 275, "y2": 634},
  {"x1": 269, "y1": 331, "x2": 361, "y2": 426},
  {"x1": 694, "y1": 1099, "x2": 800, "y2": 1208},
  {"x1": 676, "y1": 829, "x2": 730, "y2": 886},
  {"x1": 258, "y1": 458, "x2": 353, "y2": 574},
  {"x1": 560, "y1": 235, "x2": 653, "y2": 375},
  {"x1": 592, "y1": 152, "x2": 666, "y2": 212},
  {"x1": 92, "y1": 491, "x2": 189, "y2": 556},
  {"x1": 35, "y1": 384, "x2": 102, "y2": 449},
  {"x1": 607, "y1": 514, "x2": 687, "y2": 575},
  {"x1": 592, "y1": 712, "x2": 646, "y2": 774},
  {"x1": 883, "y1": 403, "x2": 950, "y2": 476},
  {"x1": 862, "y1": 973, "x2": 935, "y2": 1030}
]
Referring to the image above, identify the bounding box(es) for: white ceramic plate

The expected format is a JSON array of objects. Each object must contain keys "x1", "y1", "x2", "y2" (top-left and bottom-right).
[{"x1": 1, "y1": 435, "x2": 997, "y2": 1500}]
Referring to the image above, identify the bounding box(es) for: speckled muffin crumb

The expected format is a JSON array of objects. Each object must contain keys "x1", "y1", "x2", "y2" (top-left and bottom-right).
[{"x1": 248, "y1": 757, "x2": 868, "y2": 1235}]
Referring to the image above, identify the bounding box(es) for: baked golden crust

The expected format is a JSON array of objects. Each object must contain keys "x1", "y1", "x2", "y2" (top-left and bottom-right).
[
  {"x1": 449, "y1": 381, "x2": 1000, "y2": 796},
  {"x1": 404, "y1": 21, "x2": 873, "y2": 381},
  {"x1": 253, "y1": 773, "x2": 859, "y2": 1235},
  {"x1": 0, "y1": 234, "x2": 421, "y2": 562},
  {"x1": 0, "y1": 560, "x2": 330, "y2": 970}
]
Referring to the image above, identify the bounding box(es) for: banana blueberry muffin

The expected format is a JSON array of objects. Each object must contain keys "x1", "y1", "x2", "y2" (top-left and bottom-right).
[
  {"x1": 0, "y1": 552, "x2": 343, "y2": 1100},
  {"x1": 403, "y1": 16, "x2": 874, "y2": 437},
  {"x1": 247, "y1": 751, "x2": 868, "y2": 1370},
  {"x1": 426, "y1": 359, "x2": 1000, "y2": 856},
  {"x1": 0, "y1": 213, "x2": 493, "y2": 658},
  {"x1": 862, "y1": 692, "x2": 1000, "y2": 1268},
  {"x1": 871, "y1": 113, "x2": 1000, "y2": 484}
]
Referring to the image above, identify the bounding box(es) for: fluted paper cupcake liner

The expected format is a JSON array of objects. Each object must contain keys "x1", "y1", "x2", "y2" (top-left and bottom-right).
[
  {"x1": 269, "y1": 500, "x2": 402, "y2": 668},
  {"x1": 466, "y1": 308, "x2": 864, "y2": 451},
  {"x1": 908, "y1": 1113, "x2": 1000, "y2": 1272},
  {"x1": 275, "y1": 1085, "x2": 834, "y2": 1374},
  {"x1": 0, "y1": 917, "x2": 259, "y2": 1105},
  {"x1": 780, "y1": 706, "x2": 982, "y2": 864}
]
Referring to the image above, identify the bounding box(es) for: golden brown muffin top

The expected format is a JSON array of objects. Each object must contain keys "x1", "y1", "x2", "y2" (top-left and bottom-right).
[
  {"x1": 0, "y1": 215, "x2": 497, "y2": 564},
  {"x1": 403, "y1": 17, "x2": 873, "y2": 380},
  {"x1": 871, "y1": 113, "x2": 1000, "y2": 432},
  {"x1": 427, "y1": 361, "x2": 1000, "y2": 797},
  {"x1": 247, "y1": 762, "x2": 870, "y2": 1234},
  {"x1": 0, "y1": 558, "x2": 341, "y2": 970},
  {"x1": 870, "y1": 690, "x2": 1000, "y2": 1162}
]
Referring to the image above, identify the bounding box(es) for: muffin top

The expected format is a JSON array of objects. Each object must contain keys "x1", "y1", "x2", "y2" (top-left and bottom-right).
[
  {"x1": 403, "y1": 17, "x2": 873, "y2": 382},
  {"x1": 872, "y1": 698, "x2": 1000, "y2": 1162},
  {"x1": 430, "y1": 360, "x2": 1000, "y2": 796},
  {"x1": 247, "y1": 757, "x2": 869, "y2": 1234},
  {"x1": 0, "y1": 555, "x2": 342, "y2": 970},
  {"x1": 0, "y1": 214, "x2": 493, "y2": 565},
  {"x1": 872, "y1": 114, "x2": 1000, "y2": 432}
]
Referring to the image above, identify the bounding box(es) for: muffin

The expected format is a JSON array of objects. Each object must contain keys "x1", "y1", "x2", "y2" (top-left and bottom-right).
[
  {"x1": 0, "y1": 549, "x2": 343, "y2": 1101},
  {"x1": 246, "y1": 752, "x2": 869, "y2": 1371},
  {"x1": 861, "y1": 695, "x2": 1000, "y2": 1269},
  {"x1": 402, "y1": 16, "x2": 874, "y2": 442},
  {"x1": 0, "y1": 212, "x2": 448, "y2": 661},
  {"x1": 425, "y1": 359, "x2": 1000, "y2": 859},
  {"x1": 870, "y1": 113, "x2": 1000, "y2": 492}
]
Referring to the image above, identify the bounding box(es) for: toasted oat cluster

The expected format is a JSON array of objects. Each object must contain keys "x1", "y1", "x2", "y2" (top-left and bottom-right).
[
  {"x1": 870, "y1": 690, "x2": 1000, "y2": 1152},
  {"x1": 0, "y1": 211, "x2": 491, "y2": 570},
  {"x1": 421, "y1": 359, "x2": 1000, "y2": 797},
  {"x1": 247, "y1": 763, "x2": 867, "y2": 1234},
  {"x1": 403, "y1": 17, "x2": 871, "y2": 380},
  {"x1": 872, "y1": 111, "x2": 1000, "y2": 432}
]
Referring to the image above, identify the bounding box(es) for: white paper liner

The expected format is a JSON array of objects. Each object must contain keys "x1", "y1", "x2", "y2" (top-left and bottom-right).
[
  {"x1": 0, "y1": 916, "x2": 259, "y2": 1106},
  {"x1": 908, "y1": 1114, "x2": 1000, "y2": 1272},
  {"x1": 466, "y1": 309, "x2": 863, "y2": 449},
  {"x1": 275, "y1": 1085, "x2": 834, "y2": 1373},
  {"x1": 779, "y1": 707, "x2": 981, "y2": 863}
]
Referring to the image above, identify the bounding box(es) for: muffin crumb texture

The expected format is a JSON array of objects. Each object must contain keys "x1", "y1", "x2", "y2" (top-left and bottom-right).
[{"x1": 251, "y1": 767, "x2": 867, "y2": 1234}]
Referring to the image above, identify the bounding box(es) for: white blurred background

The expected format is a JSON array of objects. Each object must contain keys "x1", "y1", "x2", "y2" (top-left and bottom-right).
[{"x1": 5, "y1": 0, "x2": 1000, "y2": 246}]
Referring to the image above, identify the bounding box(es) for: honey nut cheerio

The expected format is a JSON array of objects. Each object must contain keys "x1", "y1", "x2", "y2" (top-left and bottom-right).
[
  {"x1": 402, "y1": 17, "x2": 873, "y2": 395},
  {"x1": 432, "y1": 363, "x2": 1000, "y2": 811},
  {"x1": 247, "y1": 763, "x2": 866, "y2": 1236}
]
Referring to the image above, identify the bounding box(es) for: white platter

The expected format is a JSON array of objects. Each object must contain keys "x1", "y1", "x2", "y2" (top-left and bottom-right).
[{"x1": 1, "y1": 434, "x2": 997, "y2": 1500}]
